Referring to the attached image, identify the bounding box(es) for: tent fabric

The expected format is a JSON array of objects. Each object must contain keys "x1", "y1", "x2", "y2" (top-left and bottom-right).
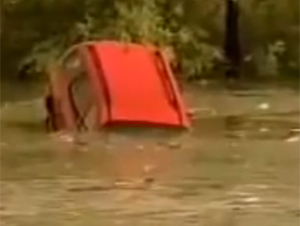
[{"x1": 85, "y1": 41, "x2": 190, "y2": 128}]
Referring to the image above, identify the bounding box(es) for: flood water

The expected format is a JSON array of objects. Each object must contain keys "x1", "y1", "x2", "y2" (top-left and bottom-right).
[{"x1": 1, "y1": 81, "x2": 299, "y2": 226}]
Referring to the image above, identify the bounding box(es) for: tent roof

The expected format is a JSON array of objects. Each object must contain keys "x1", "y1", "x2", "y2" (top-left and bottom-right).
[{"x1": 64, "y1": 41, "x2": 190, "y2": 129}]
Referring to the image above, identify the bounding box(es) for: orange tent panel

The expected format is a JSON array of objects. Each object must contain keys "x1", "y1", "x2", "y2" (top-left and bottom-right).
[{"x1": 85, "y1": 41, "x2": 190, "y2": 128}]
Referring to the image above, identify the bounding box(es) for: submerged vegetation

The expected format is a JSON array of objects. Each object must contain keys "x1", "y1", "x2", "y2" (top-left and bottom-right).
[{"x1": 1, "y1": 0, "x2": 299, "y2": 80}]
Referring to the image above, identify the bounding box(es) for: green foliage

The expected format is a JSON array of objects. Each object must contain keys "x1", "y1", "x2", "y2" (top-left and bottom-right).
[
  {"x1": 240, "y1": 0, "x2": 299, "y2": 78},
  {"x1": 1, "y1": 0, "x2": 299, "y2": 80},
  {"x1": 113, "y1": 1, "x2": 170, "y2": 43}
]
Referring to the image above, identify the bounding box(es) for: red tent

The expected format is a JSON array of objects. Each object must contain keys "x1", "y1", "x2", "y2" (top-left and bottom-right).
[{"x1": 45, "y1": 41, "x2": 190, "y2": 131}]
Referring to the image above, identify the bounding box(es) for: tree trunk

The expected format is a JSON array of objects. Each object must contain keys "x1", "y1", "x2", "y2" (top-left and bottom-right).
[{"x1": 224, "y1": 0, "x2": 242, "y2": 81}]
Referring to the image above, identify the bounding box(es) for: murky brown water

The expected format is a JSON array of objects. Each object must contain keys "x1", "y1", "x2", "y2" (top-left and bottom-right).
[{"x1": 1, "y1": 81, "x2": 299, "y2": 226}]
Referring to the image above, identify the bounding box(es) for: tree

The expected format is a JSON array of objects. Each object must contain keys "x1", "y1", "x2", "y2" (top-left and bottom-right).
[{"x1": 1, "y1": 0, "x2": 299, "y2": 80}]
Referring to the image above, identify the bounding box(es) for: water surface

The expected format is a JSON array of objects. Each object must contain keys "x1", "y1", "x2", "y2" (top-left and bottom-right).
[{"x1": 1, "y1": 81, "x2": 299, "y2": 226}]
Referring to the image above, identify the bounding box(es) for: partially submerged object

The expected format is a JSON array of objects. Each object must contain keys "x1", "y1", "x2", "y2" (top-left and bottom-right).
[{"x1": 45, "y1": 41, "x2": 190, "y2": 132}]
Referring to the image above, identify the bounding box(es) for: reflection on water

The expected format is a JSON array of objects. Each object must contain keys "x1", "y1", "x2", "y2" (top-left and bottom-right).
[{"x1": 1, "y1": 82, "x2": 299, "y2": 226}]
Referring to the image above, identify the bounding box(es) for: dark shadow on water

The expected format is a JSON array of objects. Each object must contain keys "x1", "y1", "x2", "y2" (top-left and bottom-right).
[
  {"x1": 0, "y1": 80, "x2": 44, "y2": 104},
  {"x1": 192, "y1": 114, "x2": 299, "y2": 140},
  {"x1": 2, "y1": 120, "x2": 46, "y2": 134},
  {"x1": 2, "y1": 108, "x2": 298, "y2": 141},
  {"x1": 262, "y1": 110, "x2": 300, "y2": 117},
  {"x1": 188, "y1": 77, "x2": 300, "y2": 93},
  {"x1": 102, "y1": 122, "x2": 188, "y2": 138}
]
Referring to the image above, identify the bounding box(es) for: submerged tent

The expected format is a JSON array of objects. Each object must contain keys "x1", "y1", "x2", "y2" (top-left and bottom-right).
[{"x1": 46, "y1": 41, "x2": 190, "y2": 131}]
